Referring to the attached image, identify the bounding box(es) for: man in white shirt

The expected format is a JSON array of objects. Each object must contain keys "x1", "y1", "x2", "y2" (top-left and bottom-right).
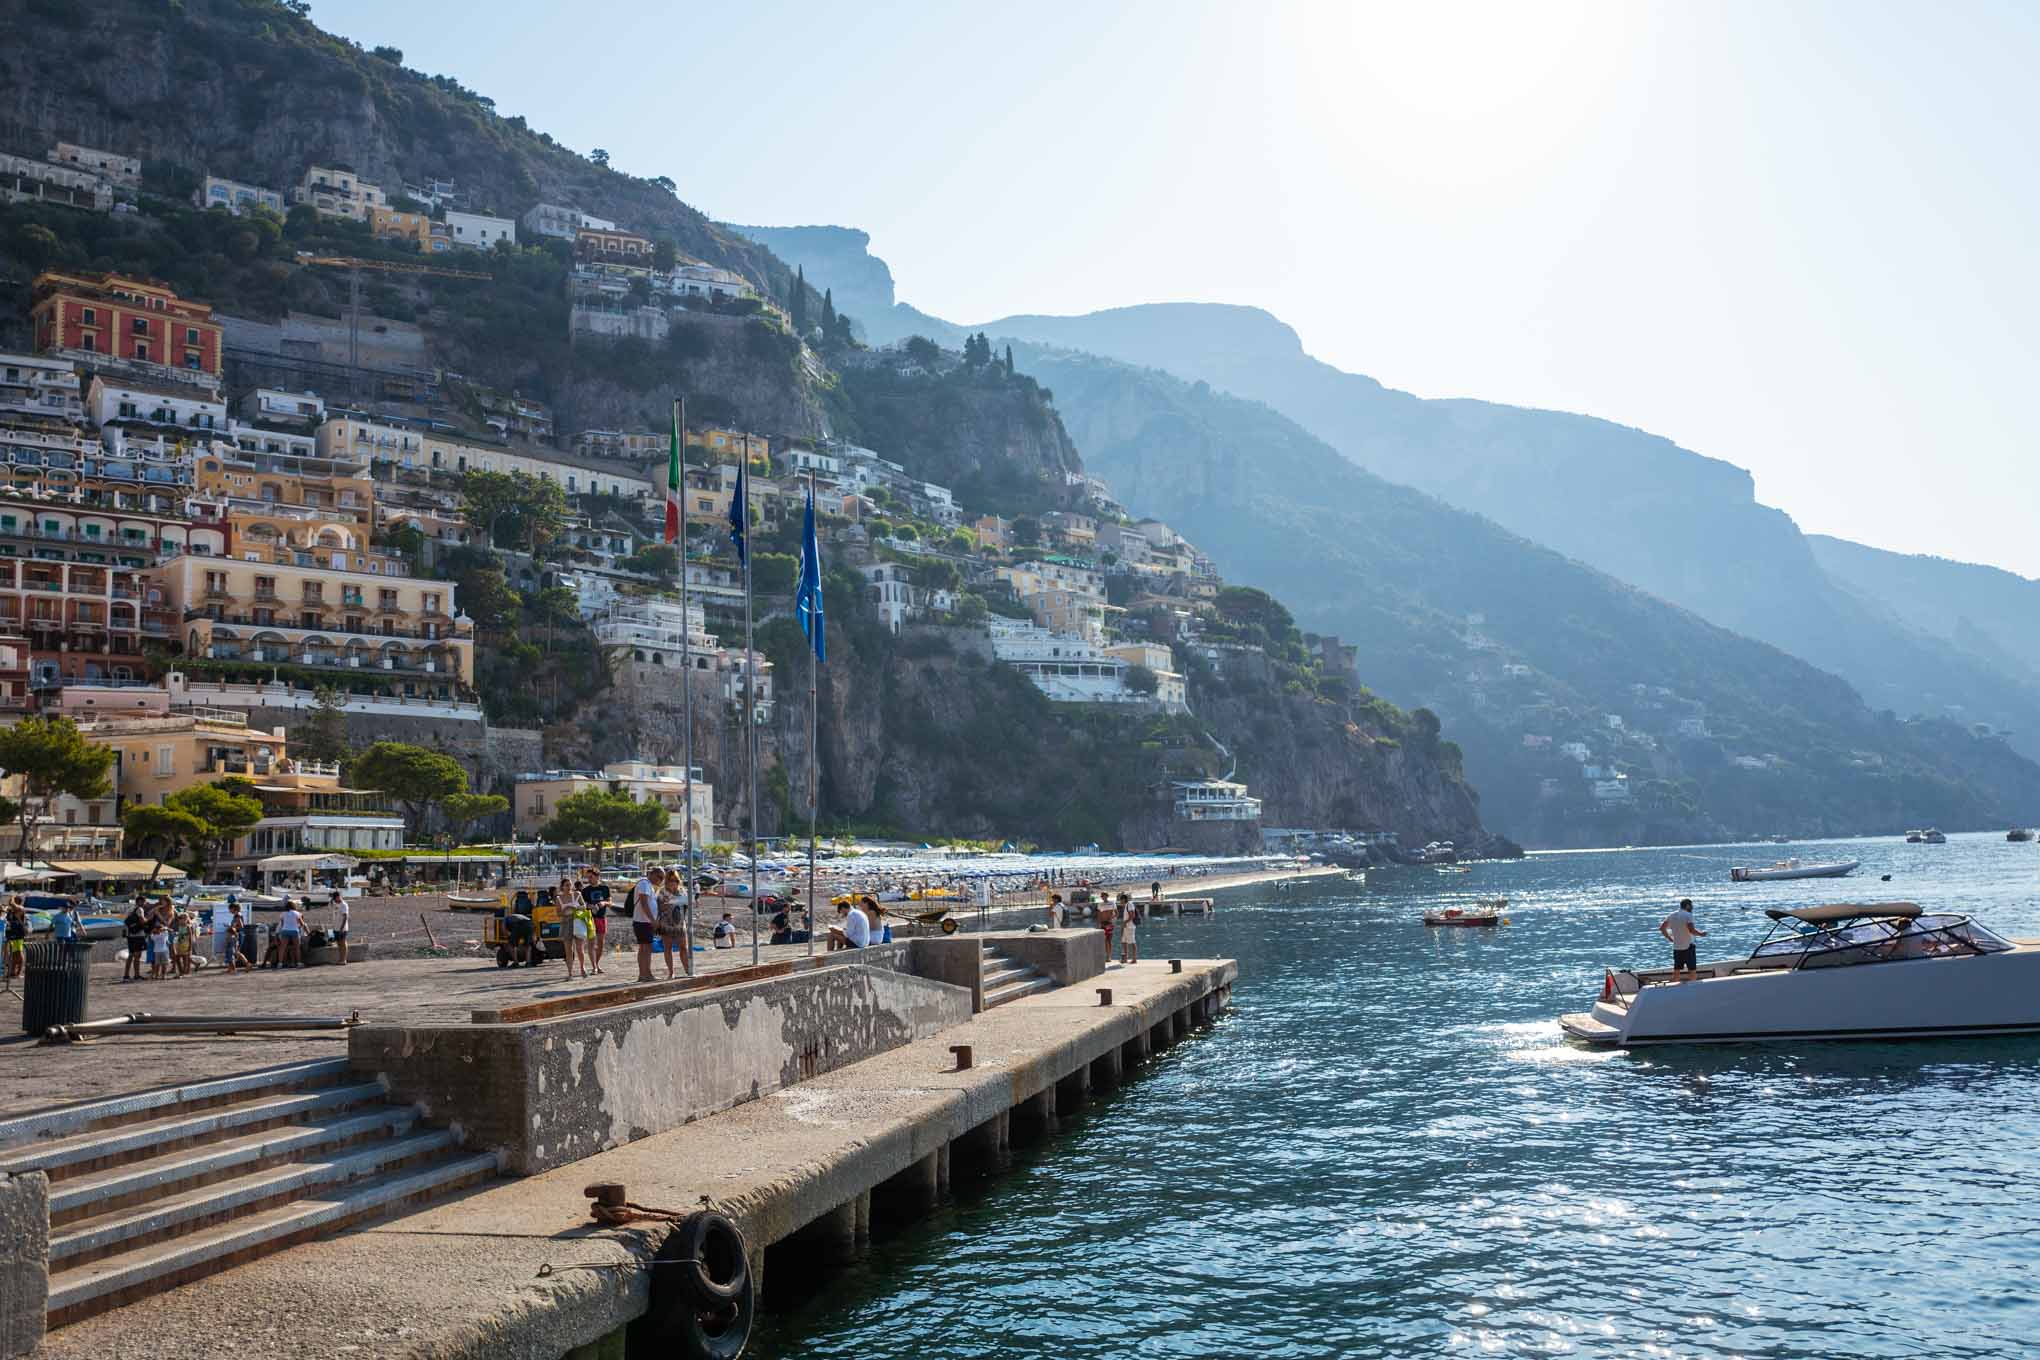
[
  {"x1": 842, "y1": 900, "x2": 871, "y2": 950},
  {"x1": 630, "y1": 872, "x2": 659, "y2": 981},
  {"x1": 1658, "y1": 897, "x2": 1706, "y2": 981},
  {"x1": 334, "y1": 896, "x2": 351, "y2": 966}
]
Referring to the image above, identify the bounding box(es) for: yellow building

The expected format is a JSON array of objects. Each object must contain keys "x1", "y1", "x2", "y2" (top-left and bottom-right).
[
  {"x1": 314, "y1": 415, "x2": 652, "y2": 498},
  {"x1": 159, "y1": 514, "x2": 474, "y2": 696},
  {"x1": 194, "y1": 453, "x2": 374, "y2": 526},
  {"x1": 368, "y1": 206, "x2": 434, "y2": 252},
  {"x1": 687, "y1": 427, "x2": 769, "y2": 466},
  {"x1": 513, "y1": 760, "x2": 712, "y2": 845}
]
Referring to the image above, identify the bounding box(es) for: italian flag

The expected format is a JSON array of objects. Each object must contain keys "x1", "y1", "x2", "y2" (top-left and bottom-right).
[{"x1": 665, "y1": 402, "x2": 683, "y2": 543}]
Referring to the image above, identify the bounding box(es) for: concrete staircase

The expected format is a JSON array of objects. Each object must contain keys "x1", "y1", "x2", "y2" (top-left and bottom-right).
[
  {"x1": 981, "y1": 943, "x2": 1056, "y2": 1009},
  {"x1": 0, "y1": 1057, "x2": 499, "y2": 1330}
]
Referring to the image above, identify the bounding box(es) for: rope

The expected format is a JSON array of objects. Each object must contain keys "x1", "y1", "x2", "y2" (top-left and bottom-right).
[{"x1": 589, "y1": 1200, "x2": 696, "y2": 1226}]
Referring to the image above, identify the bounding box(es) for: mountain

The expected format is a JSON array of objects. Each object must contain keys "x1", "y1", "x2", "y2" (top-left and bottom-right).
[
  {"x1": 1809, "y1": 537, "x2": 2040, "y2": 687},
  {"x1": 969, "y1": 303, "x2": 2040, "y2": 760},
  {"x1": 1014, "y1": 344, "x2": 2040, "y2": 843}
]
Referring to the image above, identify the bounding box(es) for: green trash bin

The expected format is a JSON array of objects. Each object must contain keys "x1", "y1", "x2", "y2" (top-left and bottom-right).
[{"x1": 22, "y1": 938, "x2": 91, "y2": 1036}]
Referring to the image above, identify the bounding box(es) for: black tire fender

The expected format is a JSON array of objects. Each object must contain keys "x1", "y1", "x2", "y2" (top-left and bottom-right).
[
  {"x1": 645, "y1": 1213, "x2": 754, "y2": 1359},
  {"x1": 677, "y1": 1210, "x2": 748, "y2": 1304}
]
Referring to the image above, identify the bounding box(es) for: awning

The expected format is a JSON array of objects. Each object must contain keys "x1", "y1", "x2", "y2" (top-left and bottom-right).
[
  {"x1": 621, "y1": 841, "x2": 685, "y2": 853},
  {"x1": 396, "y1": 853, "x2": 510, "y2": 864},
  {"x1": 1766, "y1": 901, "x2": 1920, "y2": 924},
  {"x1": 1, "y1": 863, "x2": 63, "y2": 882},
  {"x1": 258, "y1": 853, "x2": 359, "y2": 872},
  {"x1": 50, "y1": 860, "x2": 188, "y2": 881}
]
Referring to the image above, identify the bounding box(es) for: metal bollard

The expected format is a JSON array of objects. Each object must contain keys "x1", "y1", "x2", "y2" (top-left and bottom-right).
[
  {"x1": 950, "y1": 1044, "x2": 973, "y2": 1070},
  {"x1": 1097, "y1": 988, "x2": 1113, "y2": 1006},
  {"x1": 1170, "y1": 959, "x2": 1183, "y2": 974}
]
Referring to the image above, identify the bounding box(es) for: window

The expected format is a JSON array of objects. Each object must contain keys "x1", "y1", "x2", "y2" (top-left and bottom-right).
[
  {"x1": 131, "y1": 318, "x2": 148, "y2": 335},
  {"x1": 81, "y1": 334, "x2": 95, "y2": 353},
  {"x1": 185, "y1": 327, "x2": 199, "y2": 344},
  {"x1": 156, "y1": 745, "x2": 174, "y2": 775},
  {"x1": 133, "y1": 342, "x2": 149, "y2": 363}
]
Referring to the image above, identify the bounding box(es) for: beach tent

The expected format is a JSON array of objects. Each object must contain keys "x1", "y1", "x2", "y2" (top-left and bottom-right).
[{"x1": 51, "y1": 860, "x2": 187, "y2": 882}]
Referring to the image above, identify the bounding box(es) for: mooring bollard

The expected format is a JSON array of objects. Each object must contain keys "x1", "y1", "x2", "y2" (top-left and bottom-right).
[
  {"x1": 1170, "y1": 959, "x2": 1184, "y2": 974},
  {"x1": 1097, "y1": 987, "x2": 1113, "y2": 1006},
  {"x1": 950, "y1": 1044, "x2": 973, "y2": 1071},
  {"x1": 584, "y1": 1181, "x2": 627, "y2": 1208}
]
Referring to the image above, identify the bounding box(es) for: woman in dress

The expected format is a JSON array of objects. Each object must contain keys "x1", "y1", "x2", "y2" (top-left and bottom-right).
[
  {"x1": 559, "y1": 876, "x2": 591, "y2": 979},
  {"x1": 655, "y1": 869, "x2": 689, "y2": 979}
]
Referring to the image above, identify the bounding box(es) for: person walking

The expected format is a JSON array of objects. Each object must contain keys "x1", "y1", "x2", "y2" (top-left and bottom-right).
[
  {"x1": 333, "y1": 894, "x2": 350, "y2": 966},
  {"x1": 222, "y1": 901, "x2": 251, "y2": 974},
  {"x1": 1659, "y1": 898, "x2": 1706, "y2": 982},
  {"x1": 630, "y1": 867, "x2": 658, "y2": 982},
  {"x1": 1097, "y1": 893, "x2": 1117, "y2": 962},
  {"x1": 1120, "y1": 894, "x2": 1141, "y2": 964},
  {"x1": 1047, "y1": 892, "x2": 1064, "y2": 930}
]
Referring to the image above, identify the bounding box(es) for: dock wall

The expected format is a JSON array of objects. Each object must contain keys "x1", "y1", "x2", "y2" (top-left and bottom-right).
[{"x1": 351, "y1": 962, "x2": 972, "y2": 1174}]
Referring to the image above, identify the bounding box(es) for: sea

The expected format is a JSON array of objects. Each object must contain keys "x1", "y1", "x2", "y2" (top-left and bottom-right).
[{"x1": 752, "y1": 832, "x2": 2040, "y2": 1359}]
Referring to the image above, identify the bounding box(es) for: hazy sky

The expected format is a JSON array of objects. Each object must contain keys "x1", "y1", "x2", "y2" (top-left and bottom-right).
[{"x1": 321, "y1": 1, "x2": 2040, "y2": 577}]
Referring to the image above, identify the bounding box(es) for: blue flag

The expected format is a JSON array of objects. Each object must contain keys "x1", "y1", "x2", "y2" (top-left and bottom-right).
[
  {"x1": 796, "y1": 485, "x2": 826, "y2": 662},
  {"x1": 726, "y1": 458, "x2": 748, "y2": 567}
]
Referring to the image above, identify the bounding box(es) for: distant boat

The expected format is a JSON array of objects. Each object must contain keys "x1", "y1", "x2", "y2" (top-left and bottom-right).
[
  {"x1": 1730, "y1": 858, "x2": 1860, "y2": 882},
  {"x1": 1920, "y1": 828, "x2": 1948, "y2": 844},
  {"x1": 1424, "y1": 897, "x2": 1506, "y2": 927},
  {"x1": 2008, "y1": 829, "x2": 2034, "y2": 843}
]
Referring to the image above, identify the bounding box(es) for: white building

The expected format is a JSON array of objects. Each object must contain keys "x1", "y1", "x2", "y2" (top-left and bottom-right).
[
  {"x1": 292, "y1": 165, "x2": 385, "y2": 221},
  {"x1": 987, "y1": 619, "x2": 1162, "y2": 707},
  {"x1": 782, "y1": 448, "x2": 842, "y2": 478},
  {"x1": 1559, "y1": 741, "x2": 1591, "y2": 762},
  {"x1": 1591, "y1": 777, "x2": 1633, "y2": 802},
  {"x1": 1104, "y1": 641, "x2": 1189, "y2": 713},
  {"x1": 1172, "y1": 778, "x2": 1263, "y2": 822},
  {"x1": 87, "y1": 375, "x2": 227, "y2": 434},
  {"x1": 48, "y1": 143, "x2": 139, "y2": 191},
  {"x1": 521, "y1": 202, "x2": 616, "y2": 240},
  {"x1": 857, "y1": 561, "x2": 955, "y2": 633},
  {"x1": 195, "y1": 175, "x2": 284, "y2": 216},
  {"x1": 662, "y1": 262, "x2": 750, "y2": 301},
  {"x1": 0, "y1": 353, "x2": 82, "y2": 423},
  {"x1": 443, "y1": 210, "x2": 515, "y2": 251},
  {"x1": 238, "y1": 388, "x2": 326, "y2": 428},
  {"x1": 1676, "y1": 717, "x2": 1710, "y2": 738},
  {"x1": 514, "y1": 760, "x2": 712, "y2": 845},
  {"x1": 0, "y1": 152, "x2": 112, "y2": 212}
]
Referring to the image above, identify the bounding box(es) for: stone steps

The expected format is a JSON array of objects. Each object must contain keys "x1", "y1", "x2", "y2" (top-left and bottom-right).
[
  {"x1": 6, "y1": 1059, "x2": 496, "y2": 1332},
  {"x1": 980, "y1": 943, "x2": 1055, "y2": 1009}
]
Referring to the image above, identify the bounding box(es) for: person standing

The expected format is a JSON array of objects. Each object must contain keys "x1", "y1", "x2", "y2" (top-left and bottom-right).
[
  {"x1": 656, "y1": 871, "x2": 688, "y2": 978},
  {"x1": 842, "y1": 897, "x2": 871, "y2": 950},
  {"x1": 333, "y1": 894, "x2": 350, "y2": 966},
  {"x1": 1659, "y1": 898, "x2": 1706, "y2": 982},
  {"x1": 560, "y1": 876, "x2": 592, "y2": 979},
  {"x1": 581, "y1": 868, "x2": 610, "y2": 971},
  {"x1": 148, "y1": 908, "x2": 171, "y2": 980},
  {"x1": 276, "y1": 901, "x2": 305, "y2": 968},
  {"x1": 1121, "y1": 894, "x2": 1141, "y2": 964},
  {"x1": 1097, "y1": 893, "x2": 1117, "y2": 961},
  {"x1": 630, "y1": 868, "x2": 658, "y2": 982},
  {"x1": 172, "y1": 908, "x2": 194, "y2": 977},
  {"x1": 222, "y1": 901, "x2": 250, "y2": 974},
  {"x1": 122, "y1": 901, "x2": 147, "y2": 981},
  {"x1": 4, "y1": 898, "x2": 28, "y2": 979},
  {"x1": 1047, "y1": 892, "x2": 1064, "y2": 930}
]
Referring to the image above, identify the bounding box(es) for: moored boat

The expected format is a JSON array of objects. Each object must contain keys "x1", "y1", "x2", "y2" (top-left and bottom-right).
[
  {"x1": 1423, "y1": 897, "x2": 1506, "y2": 927},
  {"x1": 1729, "y1": 857, "x2": 1859, "y2": 882},
  {"x1": 1561, "y1": 902, "x2": 2040, "y2": 1046},
  {"x1": 2009, "y1": 828, "x2": 2034, "y2": 842},
  {"x1": 1919, "y1": 828, "x2": 1948, "y2": 844}
]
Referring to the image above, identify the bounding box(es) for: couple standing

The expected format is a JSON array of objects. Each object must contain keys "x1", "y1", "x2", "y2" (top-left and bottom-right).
[{"x1": 628, "y1": 868, "x2": 693, "y2": 982}]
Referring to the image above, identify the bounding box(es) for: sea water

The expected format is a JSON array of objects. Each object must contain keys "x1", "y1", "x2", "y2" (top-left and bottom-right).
[{"x1": 752, "y1": 833, "x2": 2040, "y2": 1358}]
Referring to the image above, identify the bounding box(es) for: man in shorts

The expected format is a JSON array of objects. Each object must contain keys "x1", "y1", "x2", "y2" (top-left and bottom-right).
[
  {"x1": 1658, "y1": 898, "x2": 1706, "y2": 981},
  {"x1": 4, "y1": 898, "x2": 27, "y2": 979},
  {"x1": 333, "y1": 895, "x2": 350, "y2": 965},
  {"x1": 630, "y1": 869, "x2": 658, "y2": 982}
]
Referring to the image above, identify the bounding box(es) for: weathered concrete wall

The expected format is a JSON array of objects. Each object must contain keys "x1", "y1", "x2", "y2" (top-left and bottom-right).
[
  {"x1": 982, "y1": 929, "x2": 1106, "y2": 985},
  {"x1": 351, "y1": 962, "x2": 970, "y2": 1174},
  {"x1": 235, "y1": 705, "x2": 542, "y2": 795},
  {"x1": 907, "y1": 936, "x2": 982, "y2": 1010},
  {"x1": 0, "y1": 1170, "x2": 47, "y2": 1360}
]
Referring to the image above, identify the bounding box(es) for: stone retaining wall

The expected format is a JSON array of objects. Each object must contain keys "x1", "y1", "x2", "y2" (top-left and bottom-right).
[
  {"x1": 0, "y1": 1170, "x2": 47, "y2": 1360},
  {"x1": 350, "y1": 960, "x2": 969, "y2": 1174}
]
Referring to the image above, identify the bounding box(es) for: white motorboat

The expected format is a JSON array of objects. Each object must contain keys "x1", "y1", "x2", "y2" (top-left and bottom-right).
[
  {"x1": 1561, "y1": 902, "x2": 2040, "y2": 1046},
  {"x1": 1729, "y1": 857, "x2": 1859, "y2": 882},
  {"x1": 1919, "y1": 828, "x2": 1948, "y2": 844}
]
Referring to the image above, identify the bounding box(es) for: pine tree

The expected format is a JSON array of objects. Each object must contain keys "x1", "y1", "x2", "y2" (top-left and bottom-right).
[
  {"x1": 791, "y1": 265, "x2": 808, "y2": 332},
  {"x1": 1005, "y1": 344, "x2": 1015, "y2": 374},
  {"x1": 822, "y1": 288, "x2": 836, "y2": 334}
]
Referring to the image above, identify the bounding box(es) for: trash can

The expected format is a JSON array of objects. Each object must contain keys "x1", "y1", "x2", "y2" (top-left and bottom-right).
[
  {"x1": 22, "y1": 939, "x2": 91, "y2": 1036},
  {"x1": 239, "y1": 924, "x2": 262, "y2": 963}
]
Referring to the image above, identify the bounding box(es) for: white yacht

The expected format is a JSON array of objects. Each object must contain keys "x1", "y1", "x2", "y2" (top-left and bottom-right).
[
  {"x1": 1560, "y1": 902, "x2": 2040, "y2": 1046},
  {"x1": 1729, "y1": 857, "x2": 1859, "y2": 882}
]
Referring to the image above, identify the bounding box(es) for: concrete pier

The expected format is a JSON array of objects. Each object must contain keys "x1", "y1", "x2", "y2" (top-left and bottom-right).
[{"x1": 31, "y1": 956, "x2": 1236, "y2": 1360}]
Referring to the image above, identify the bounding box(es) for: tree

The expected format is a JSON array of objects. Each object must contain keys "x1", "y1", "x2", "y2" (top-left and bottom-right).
[
  {"x1": 370, "y1": 44, "x2": 404, "y2": 63},
  {"x1": 441, "y1": 791, "x2": 509, "y2": 845},
  {"x1": 821, "y1": 288, "x2": 837, "y2": 335},
  {"x1": 163, "y1": 783, "x2": 264, "y2": 872},
  {"x1": 651, "y1": 175, "x2": 676, "y2": 193},
  {"x1": 652, "y1": 237, "x2": 677, "y2": 272},
  {"x1": 1005, "y1": 344, "x2": 1015, "y2": 374},
  {"x1": 455, "y1": 566, "x2": 521, "y2": 635},
  {"x1": 541, "y1": 788, "x2": 669, "y2": 862},
  {"x1": 351, "y1": 741, "x2": 468, "y2": 844},
  {"x1": 904, "y1": 335, "x2": 942, "y2": 366},
  {"x1": 618, "y1": 544, "x2": 678, "y2": 577},
  {"x1": 297, "y1": 687, "x2": 352, "y2": 767},
  {"x1": 0, "y1": 717, "x2": 114, "y2": 862},
  {"x1": 1012, "y1": 516, "x2": 1041, "y2": 547},
  {"x1": 1125, "y1": 665, "x2": 1160, "y2": 697},
  {"x1": 791, "y1": 265, "x2": 807, "y2": 333},
  {"x1": 460, "y1": 469, "x2": 567, "y2": 552},
  {"x1": 591, "y1": 148, "x2": 611, "y2": 167},
  {"x1": 121, "y1": 805, "x2": 208, "y2": 883}
]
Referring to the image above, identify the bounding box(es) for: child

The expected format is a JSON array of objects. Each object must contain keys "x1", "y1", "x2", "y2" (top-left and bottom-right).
[
  {"x1": 1120, "y1": 894, "x2": 1140, "y2": 964},
  {"x1": 149, "y1": 912, "x2": 171, "y2": 980}
]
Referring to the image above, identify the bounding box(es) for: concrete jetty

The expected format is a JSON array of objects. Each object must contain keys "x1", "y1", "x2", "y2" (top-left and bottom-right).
[{"x1": 7, "y1": 932, "x2": 1236, "y2": 1360}]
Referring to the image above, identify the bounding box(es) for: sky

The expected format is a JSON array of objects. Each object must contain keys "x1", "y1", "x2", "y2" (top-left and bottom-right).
[{"x1": 318, "y1": 1, "x2": 2040, "y2": 578}]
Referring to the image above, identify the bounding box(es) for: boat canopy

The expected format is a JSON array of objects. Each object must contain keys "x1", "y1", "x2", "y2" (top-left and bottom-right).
[{"x1": 1765, "y1": 902, "x2": 1920, "y2": 924}]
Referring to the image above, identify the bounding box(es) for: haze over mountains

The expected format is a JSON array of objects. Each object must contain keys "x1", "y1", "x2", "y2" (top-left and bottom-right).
[{"x1": 741, "y1": 225, "x2": 2040, "y2": 765}]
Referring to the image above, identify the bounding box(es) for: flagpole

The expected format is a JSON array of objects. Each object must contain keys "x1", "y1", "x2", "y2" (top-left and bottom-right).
[
  {"x1": 806, "y1": 469, "x2": 819, "y2": 959},
  {"x1": 673, "y1": 398, "x2": 694, "y2": 977},
  {"x1": 742, "y1": 459, "x2": 760, "y2": 967}
]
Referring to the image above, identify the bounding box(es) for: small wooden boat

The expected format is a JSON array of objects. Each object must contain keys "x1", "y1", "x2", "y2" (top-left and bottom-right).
[
  {"x1": 1423, "y1": 897, "x2": 1507, "y2": 927},
  {"x1": 446, "y1": 893, "x2": 503, "y2": 913}
]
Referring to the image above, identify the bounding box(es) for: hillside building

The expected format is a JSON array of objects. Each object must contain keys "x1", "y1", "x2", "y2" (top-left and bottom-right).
[
  {"x1": 46, "y1": 143, "x2": 139, "y2": 192},
  {"x1": 0, "y1": 152, "x2": 113, "y2": 212},
  {"x1": 195, "y1": 175, "x2": 284, "y2": 216},
  {"x1": 513, "y1": 760, "x2": 712, "y2": 845},
  {"x1": 292, "y1": 165, "x2": 385, "y2": 221},
  {"x1": 32, "y1": 272, "x2": 224, "y2": 385}
]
